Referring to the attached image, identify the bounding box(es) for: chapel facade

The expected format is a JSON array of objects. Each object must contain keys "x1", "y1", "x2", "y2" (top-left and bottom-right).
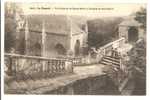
[{"x1": 18, "y1": 15, "x2": 88, "y2": 57}]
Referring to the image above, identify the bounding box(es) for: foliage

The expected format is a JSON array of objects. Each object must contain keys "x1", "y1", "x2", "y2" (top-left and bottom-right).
[
  {"x1": 87, "y1": 17, "x2": 123, "y2": 48},
  {"x1": 134, "y1": 7, "x2": 146, "y2": 30},
  {"x1": 126, "y1": 39, "x2": 146, "y2": 95},
  {"x1": 127, "y1": 39, "x2": 146, "y2": 74},
  {"x1": 5, "y1": 3, "x2": 23, "y2": 53}
]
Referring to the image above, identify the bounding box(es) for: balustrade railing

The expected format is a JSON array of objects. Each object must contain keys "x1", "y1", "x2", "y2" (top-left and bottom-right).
[
  {"x1": 70, "y1": 38, "x2": 125, "y2": 66},
  {"x1": 99, "y1": 37, "x2": 125, "y2": 56},
  {"x1": 71, "y1": 57, "x2": 82, "y2": 66},
  {"x1": 4, "y1": 53, "x2": 73, "y2": 80}
]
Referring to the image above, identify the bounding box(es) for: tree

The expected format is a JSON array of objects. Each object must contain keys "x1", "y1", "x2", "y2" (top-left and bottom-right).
[
  {"x1": 126, "y1": 39, "x2": 146, "y2": 95},
  {"x1": 134, "y1": 7, "x2": 146, "y2": 30},
  {"x1": 5, "y1": 2, "x2": 24, "y2": 53},
  {"x1": 87, "y1": 17, "x2": 123, "y2": 48}
]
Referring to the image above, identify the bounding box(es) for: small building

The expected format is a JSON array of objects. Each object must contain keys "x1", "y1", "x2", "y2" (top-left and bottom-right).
[
  {"x1": 118, "y1": 18, "x2": 142, "y2": 42},
  {"x1": 19, "y1": 15, "x2": 88, "y2": 57}
]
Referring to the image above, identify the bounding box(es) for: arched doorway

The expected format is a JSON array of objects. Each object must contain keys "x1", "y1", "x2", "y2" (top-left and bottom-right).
[
  {"x1": 128, "y1": 27, "x2": 138, "y2": 42},
  {"x1": 55, "y1": 43, "x2": 66, "y2": 55},
  {"x1": 74, "y1": 40, "x2": 80, "y2": 56},
  {"x1": 34, "y1": 42, "x2": 41, "y2": 56}
]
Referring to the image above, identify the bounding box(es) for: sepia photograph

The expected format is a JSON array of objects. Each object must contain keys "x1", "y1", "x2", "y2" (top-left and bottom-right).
[{"x1": 4, "y1": 2, "x2": 146, "y2": 95}]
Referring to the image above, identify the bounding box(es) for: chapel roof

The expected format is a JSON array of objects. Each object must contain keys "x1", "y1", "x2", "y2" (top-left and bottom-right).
[
  {"x1": 119, "y1": 19, "x2": 141, "y2": 27},
  {"x1": 25, "y1": 14, "x2": 87, "y2": 35}
]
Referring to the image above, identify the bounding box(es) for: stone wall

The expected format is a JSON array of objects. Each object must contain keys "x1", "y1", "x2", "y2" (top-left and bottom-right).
[
  {"x1": 26, "y1": 31, "x2": 70, "y2": 57},
  {"x1": 119, "y1": 26, "x2": 128, "y2": 42},
  {"x1": 27, "y1": 31, "x2": 42, "y2": 56},
  {"x1": 45, "y1": 33, "x2": 69, "y2": 57}
]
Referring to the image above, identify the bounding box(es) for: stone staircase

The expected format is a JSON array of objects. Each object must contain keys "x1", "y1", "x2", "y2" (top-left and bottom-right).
[{"x1": 100, "y1": 55, "x2": 121, "y2": 67}]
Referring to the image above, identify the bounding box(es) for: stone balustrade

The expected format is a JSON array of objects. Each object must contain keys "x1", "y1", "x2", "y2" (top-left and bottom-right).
[{"x1": 4, "y1": 53, "x2": 73, "y2": 80}]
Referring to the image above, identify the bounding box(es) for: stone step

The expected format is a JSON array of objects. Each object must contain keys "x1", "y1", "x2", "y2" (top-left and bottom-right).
[
  {"x1": 100, "y1": 60, "x2": 120, "y2": 67},
  {"x1": 106, "y1": 55, "x2": 121, "y2": 60},
  {"x1": 100, "y1": 61, "x2": 109, "y2": 65},
  {"x1": 100, "y1": 55, "x2": 121, "y2": 67},
  {"x1": 102, "y1": 58, "x2": 120, "y2": 66},
  {"x1": 103, "y1": 56, "x2": 120, "y2": 63},
  {"x1": 102, "y1": 61, "x2": 120, "y2": 66}
]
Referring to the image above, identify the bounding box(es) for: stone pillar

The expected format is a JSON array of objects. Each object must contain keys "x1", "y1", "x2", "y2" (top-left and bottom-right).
[
  {"x1": 67, "y1": 16, "x2": 73, "y2": 56},
  {"x1": 42, "y1": 21, "x2": 46, "y2": 57},
  {"x1": 83, "y1": 23, "x2": 88, "y2": 47},
  {"x1": 25, "y1": 20, "x2": 29, "y2": 55},
  {"x1": 138, "y1": 26, "x2": 143, "y2": 38},
  {"x1": 65, "y1": 60, "x2": 73, "y2": 73},
  {"x1": 118, "y1": 26, "x2": 123, "y2": 39},
  {"x1": 126, "y1": 26, "x2": 130, "y2": 42},
  {"x1": 42, "y1": 21, "x2": 46, "y2": 72},
  {"x1": 15, "y1": 26, "x2": 20, "y2": 54},
  {"x1": 118, "y1": 26, "x2": 129, "y2": 42}
]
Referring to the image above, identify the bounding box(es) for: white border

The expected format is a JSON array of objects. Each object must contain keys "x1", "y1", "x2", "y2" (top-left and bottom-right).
[
  {"x1": 1, "y1": 0, "x2": 149, "y2": 100},
  {"x1": 1, "y1": 0, "x2": 5, "y2": 99},
  {"x1": 147, "y1": 0, "x2": 150, "y2": 96},
  {"x1": 4, "y1": 0, "x2": 148, "y2": 3}
]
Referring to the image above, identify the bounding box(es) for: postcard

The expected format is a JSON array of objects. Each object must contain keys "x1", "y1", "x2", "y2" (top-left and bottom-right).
[{"x1": 3, "y1": 1, "x2": 147, "y2": 96}]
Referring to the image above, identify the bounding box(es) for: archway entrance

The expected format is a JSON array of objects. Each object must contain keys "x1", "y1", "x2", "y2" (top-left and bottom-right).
[
  {"x1": 55, "y1": 43, "x2": 66, "y2": 55},
  {"x1": 128, "y1": 27, "x2": 138, "y2": 42},
  {"x1": 74, "y1": 40, "x2": 80, "y2": 56},
  {"x1": 34, "y1": 42, "x2": 41, "y2": 56}
]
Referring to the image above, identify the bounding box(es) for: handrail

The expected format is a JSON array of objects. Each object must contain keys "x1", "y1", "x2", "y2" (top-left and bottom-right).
[
  {"x1": 100, "y1": 37, "x2": 125, "y2": 50},
  {"x1": 69, "y1": 38, "x2": 125, "y2": 66},
  {"x1": 5, "y1": 53, "x2": 70, "y2": 61}
]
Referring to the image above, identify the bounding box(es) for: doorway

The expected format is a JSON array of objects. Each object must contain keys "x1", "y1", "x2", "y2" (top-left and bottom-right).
[
  {"x1": 74, "y1": 40, "x2": 80, "y2": 56},
  {"x1": 55, "y1": 43, "x2": 66, "y2": 55},
  {"x1": 128, "y1": 27, "x2": 138, "y2": 42}
]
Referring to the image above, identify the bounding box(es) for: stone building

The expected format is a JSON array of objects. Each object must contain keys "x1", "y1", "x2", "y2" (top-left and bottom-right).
[
  {"x1": 19, "y1": 15, "x2": 88, "y2": 57},
  {"x1": 118, "y1": 18, "x2": 143, "y2": 42}
]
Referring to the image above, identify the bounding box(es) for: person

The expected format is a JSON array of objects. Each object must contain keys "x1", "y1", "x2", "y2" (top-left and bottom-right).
[
  {"x1": 111, "y1": 47, "x2": 115, "y2": 57},
  {"x1": 112, "y1": 47, "x2": 119, "y2": 57},
  {"x1": 114, "y1": 48, "x2": 118, "y2": 57},
  {"x1": 10, "y1": 47, "x2": 15, "y2": 54}
]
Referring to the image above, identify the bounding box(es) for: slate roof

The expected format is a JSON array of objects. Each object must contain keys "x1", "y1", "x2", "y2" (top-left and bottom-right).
[
  {"x1": 119, "y1": 19, "x2": 141, "y2": 27},
  {"x1": 25, "y1": 15, "x2": 87, "y2": 35},
  {"x1": 26, "y1": 15, "x2": 69, "y2": 35},
  {"x1": 71, "y1": 20, "x2": 86, "y2": 35}
]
